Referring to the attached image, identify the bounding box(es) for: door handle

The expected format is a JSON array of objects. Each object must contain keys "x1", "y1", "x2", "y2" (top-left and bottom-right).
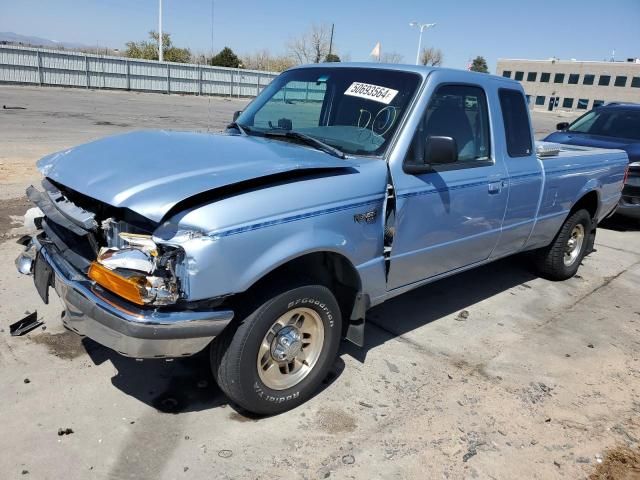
[{"x1": 488, "y1": 181, "x2": 503, "y2": 194}]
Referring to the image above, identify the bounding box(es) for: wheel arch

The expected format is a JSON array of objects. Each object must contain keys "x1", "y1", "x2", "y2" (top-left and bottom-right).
[
  {"x1": 571, "y1": 188, "x2": 600, "y2": 220},
  {"x1": 233, "y1": 250, "x2": 364, "y2": 342},
  {"x1": 568, "y1": 189, "x2": 600, "y2": 257}
]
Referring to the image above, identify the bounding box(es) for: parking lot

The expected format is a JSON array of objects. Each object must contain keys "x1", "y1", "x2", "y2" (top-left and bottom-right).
[{"x1": 1, "y1": 85, "x2": 639, "y2": 479}]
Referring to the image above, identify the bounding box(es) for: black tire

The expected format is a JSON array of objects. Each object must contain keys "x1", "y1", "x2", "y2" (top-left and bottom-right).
[
  {"x1": 210, "y1": 284, "x2": 342, "y2": 415},
  {"x1": 533, "y1": 209, "x2": 592, "y2": 281}
]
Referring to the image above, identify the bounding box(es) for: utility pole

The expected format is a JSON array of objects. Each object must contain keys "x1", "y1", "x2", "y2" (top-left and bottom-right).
[
  {"x1": 210, "y1": 0, "x2": 215, "y2": 63},
  {"x1": 328, "y1": 23, "x2": 334, "y2": 56},
  {"x1": 158, "y1": 0, "x2": 163, "y2": 62}
]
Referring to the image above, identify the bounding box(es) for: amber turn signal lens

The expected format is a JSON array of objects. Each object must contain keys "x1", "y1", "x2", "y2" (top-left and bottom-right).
[{"x1": 88, "y1": 262, "x2": 147, "y2": 306}]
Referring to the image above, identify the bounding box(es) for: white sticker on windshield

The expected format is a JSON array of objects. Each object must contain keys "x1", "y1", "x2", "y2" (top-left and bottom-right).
[{"x1": 344, "y1": 82, "x2": 399, "y2": 104}]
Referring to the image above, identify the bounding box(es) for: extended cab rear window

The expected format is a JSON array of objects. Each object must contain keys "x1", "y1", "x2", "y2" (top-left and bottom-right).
[{"x1": 499, "y1": 89, "x2": 533, "y2": 157}]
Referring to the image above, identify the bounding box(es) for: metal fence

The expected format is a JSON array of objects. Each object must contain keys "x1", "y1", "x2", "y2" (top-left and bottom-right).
[{"x1": 0, "y1": 45, "x2": 278, "y2": 97}]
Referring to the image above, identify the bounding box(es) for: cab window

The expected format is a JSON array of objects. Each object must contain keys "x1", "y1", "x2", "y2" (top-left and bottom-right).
[
  {"x1": 498, "y1": 89, "x2": 533, "y2": 157},
  {"x1": 407, "y1": 84, "x2": 491, "y2": 165}
]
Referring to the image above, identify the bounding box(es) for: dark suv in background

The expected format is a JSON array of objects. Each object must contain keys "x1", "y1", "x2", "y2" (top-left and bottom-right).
[{"x1": 545, "y1": 103, "x2": 640, "y2": 219}]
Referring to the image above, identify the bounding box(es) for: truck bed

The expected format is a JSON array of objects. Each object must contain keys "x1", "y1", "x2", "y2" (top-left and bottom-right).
[{"x1": 525, "y1": 141, "x2": 628, "y2": 249}]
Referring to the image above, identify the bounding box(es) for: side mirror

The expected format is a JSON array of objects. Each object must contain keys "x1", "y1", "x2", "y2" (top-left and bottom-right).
[
  {"x1": 556, "y1": 122, "x2": 569, "y2": 131},
  {"x1": 403, "y1": 136, "x2": 458, "y2": 174},
  {"x1": 232, "y1": 110, "x2": 242, "y2": 122},
  {"x1": 425, "y1": 136, "x2": 458, "y2": 165}
]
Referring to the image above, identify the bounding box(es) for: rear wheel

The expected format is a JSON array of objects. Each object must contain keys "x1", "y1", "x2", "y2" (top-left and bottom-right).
[
  {"x1": 533, "y1": 209, "x2": 592, "y2": 280},
  {"x1": 211, "y1": 284, "x2": 341, "y2": 415}
]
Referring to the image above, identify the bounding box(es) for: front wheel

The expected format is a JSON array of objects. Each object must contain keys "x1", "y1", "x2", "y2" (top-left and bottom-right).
[
  {"x1": 211, "y1": 284, "x2": 342, "y2": 415},
  {"x1": 533, "y1": 209, "x2": 592, "y2": 280}
]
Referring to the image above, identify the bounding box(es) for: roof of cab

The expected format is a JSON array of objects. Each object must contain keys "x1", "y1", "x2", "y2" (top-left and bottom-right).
[{"x1": 287, "y1": 62, "x2": 515, "y2": 84}]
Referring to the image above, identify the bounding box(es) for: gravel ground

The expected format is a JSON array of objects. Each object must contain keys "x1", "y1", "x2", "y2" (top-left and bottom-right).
[{"x1": 1, "y1": 85, "x2": 638, "y2": 480}]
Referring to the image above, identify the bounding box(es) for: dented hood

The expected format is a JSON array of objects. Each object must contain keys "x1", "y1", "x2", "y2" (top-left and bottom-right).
[{"x1": 38, "y1": 130, "x2": 354, "y2": 222}]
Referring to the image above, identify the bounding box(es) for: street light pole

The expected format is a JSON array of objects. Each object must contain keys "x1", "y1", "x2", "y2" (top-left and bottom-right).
[
  {"x1": 409, "y1": 22, "x2": 436, "y2": 65},
  {"x1": 158, "y1": 0, "x2": 163, "y2": 62},
  {"x1": 416, "y1": 26, "x2": 423, "y2": 65}
]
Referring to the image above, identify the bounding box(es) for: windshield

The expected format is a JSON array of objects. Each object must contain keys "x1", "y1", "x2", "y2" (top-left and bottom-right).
[
  {"x1": 568, "y1": 108, "x2": 640, "y2": 141},
  {"x1": 236, "y1": 67, "x2": 422, "y2": 156}
]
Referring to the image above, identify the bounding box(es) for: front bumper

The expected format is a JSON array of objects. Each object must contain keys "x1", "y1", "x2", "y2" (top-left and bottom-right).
[
  {"x1": 15, "y1": 237, "x2": 234, "y2": 358},
  {"x1": 617, "y1": 168, "x2": 640, "y2": 219}
]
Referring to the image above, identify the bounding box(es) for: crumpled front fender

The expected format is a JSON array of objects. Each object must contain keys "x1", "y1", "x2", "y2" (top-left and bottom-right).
[
  {"x1": 234, "y1": 228, "x2": 360, "y2": 293},
  {"x1": 166, "y1": 203, "x2": 383, "y2": 302}
]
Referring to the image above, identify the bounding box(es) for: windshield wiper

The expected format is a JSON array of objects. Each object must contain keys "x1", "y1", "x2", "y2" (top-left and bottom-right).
[
  {"x1": 227, "y1": 122, "x2": 251, "y2": 136},
  {"x1": 262, "y1": 129, "x2": 346, "y2": 159}
]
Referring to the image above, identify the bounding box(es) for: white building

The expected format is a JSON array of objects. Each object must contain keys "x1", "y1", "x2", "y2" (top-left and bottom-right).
[{"x1": 496, "y1": 58, "x2": 640, "y2": 112}]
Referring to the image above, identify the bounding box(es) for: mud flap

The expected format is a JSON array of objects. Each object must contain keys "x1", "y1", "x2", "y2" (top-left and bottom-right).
[
  {"x1": 345, "y1": 292, "x2": 370, "y2": 347},
  {"x1": 33, "y1": 252, "x2": 54, "y2": 304},
  {"x1": 585, "y1": 225, "x2": 597, "y2": 256}
]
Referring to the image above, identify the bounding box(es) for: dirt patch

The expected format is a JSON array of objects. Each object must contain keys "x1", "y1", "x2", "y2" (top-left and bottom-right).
[
  {"x1": 31, "y1": 330, "x2": 86, "y2": 360},
  {"x1": 519, "y1": 382, "x2": 554, "y2": 406},
  {"x1": 0, "y1": 196, "x2": 30, "y2": 238},
  {"x1": 314, "y1": 407, "x2": 357, "y2": 434},
  {"x1": 589, "y1": 445, "x2": 640, "y2": 480}
]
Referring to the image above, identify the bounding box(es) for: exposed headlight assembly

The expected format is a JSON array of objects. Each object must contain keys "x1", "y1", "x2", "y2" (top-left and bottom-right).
[{"x1": 89, "y1": 233, "x2": 182, "y2": 306}]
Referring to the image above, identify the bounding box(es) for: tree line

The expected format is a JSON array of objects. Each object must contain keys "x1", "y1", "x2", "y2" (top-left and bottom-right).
[
  {"x1": 124, "y1": 24, "x2": 490, "y2": 73},
  {"x1": 124, "y1": 25, "x2": 338, "y2": 71}
]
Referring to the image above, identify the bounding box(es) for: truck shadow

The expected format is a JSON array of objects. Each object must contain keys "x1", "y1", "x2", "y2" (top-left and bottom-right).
[
  {"x1": 84, "y1": 344, "x2": 227, "y2": 413},
  {"x1": 341, "y1": 256, "x2": 538, "y2": 363},
  {"x1": 83, "y1": 337, "x2": 345, "y2": 417}
]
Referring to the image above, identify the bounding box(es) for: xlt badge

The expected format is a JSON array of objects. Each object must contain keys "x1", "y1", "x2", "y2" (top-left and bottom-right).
[{"x1": 354, "y1": 210, "x2": 378, "y2": 224}]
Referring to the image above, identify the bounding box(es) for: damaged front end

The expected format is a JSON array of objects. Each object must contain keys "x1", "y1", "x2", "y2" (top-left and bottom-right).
[
  {"x1": 15, "y1": 179, "x2": 233, "y2": 358},
  {"x1": 91, "y1": 230, "x2": 182, "y2": 306},
  {"x1": 21, "y1": 179, "x2": 184, "y2": 306}
]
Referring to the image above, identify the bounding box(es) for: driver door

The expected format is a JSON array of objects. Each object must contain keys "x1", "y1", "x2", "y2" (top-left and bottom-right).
[{"x1": 387, "y1": 83, "x2": 509, "y2": 290}]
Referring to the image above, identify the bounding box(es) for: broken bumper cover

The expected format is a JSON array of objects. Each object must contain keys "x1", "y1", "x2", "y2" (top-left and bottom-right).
[{"x1": 15, "y1": 238, "x2": 234, "y2": 358}]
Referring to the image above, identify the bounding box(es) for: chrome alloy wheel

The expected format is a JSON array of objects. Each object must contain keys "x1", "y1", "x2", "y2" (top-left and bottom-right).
[
  {"x1": 257, "y1": 307, "x2": 325, "y2": 390},
  {"x1": 564, "y1": 223, "x2": 585, "y2": 267}
]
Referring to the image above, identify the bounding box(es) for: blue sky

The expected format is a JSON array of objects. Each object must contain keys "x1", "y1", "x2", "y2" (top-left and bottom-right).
[{"x1": 2, "y1": 0, "x2": 639, "y2": 71}]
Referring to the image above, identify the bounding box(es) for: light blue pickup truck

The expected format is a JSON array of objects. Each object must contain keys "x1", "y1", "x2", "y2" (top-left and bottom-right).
[{"x1": 16, "y1": 64, "x2": 628, "y2": 414}]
